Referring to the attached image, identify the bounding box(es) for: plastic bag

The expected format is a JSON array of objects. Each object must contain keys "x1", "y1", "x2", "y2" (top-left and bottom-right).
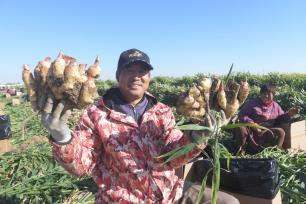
[
  {"x1": 0, "y1": 115, "x2": 12, "y2": 140},
  {"x1": 193, "y1": 158, "x2": 280, "y2": 199}
]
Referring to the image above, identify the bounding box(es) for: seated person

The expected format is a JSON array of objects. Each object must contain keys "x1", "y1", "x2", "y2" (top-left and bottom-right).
[{"x1": 234, "y1": 83, "x2": 299, "y2": 154}]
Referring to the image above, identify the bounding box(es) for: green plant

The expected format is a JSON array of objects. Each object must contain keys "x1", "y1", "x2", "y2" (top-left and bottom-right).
[
  {"x1": 159, "y1": 113, "x2": 267, "y2": 204},
  {"x1": 0, "y1": 143, "x2": 96, "y2": 203}
]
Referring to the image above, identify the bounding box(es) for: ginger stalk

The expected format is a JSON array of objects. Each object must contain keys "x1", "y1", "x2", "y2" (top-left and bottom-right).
[
  {"x1": 79, "y1": 64, "x2": 88, "y2": 83},
  {"x1": 237, "y1": 79, "x2": 249, "y2": 105},
  {"x1": 200, "y1": 78, "x2": 212, "y2": 112},
  {"x1": 225, "y1": 81, "x2": 240, "y2": 118},
  {"x1": 209, "y1": 77, "x2": 221, "y2": 108},
  {"x1": 52, "y1": 51, "x2": 66, "y2": 82},
  {"x1": 47, "y1": 52, "x2": 66, "y2": 100},
  {"x1": 78, "y1": 77, "x2": 97, "y2": 108},
  {"x1": 22, "y1": 64, "x2": 38, "y2": 111},
  {"x1": 225, "y1": 98, "x2": 240, "y2": 118},
  {"x1": 183, "y1": 95, "x2": 195, "y2": 107},
  {"x1": 63, "y1": 61, "x2": 83, "y2": 104},
  {"x1": 86, "y1": 56, "x2": 101, "y2": 78},
  {"x1": 36, "y1": 57, "x2": 51, "y2": 110},
  {"x1": 217, "y1": 82, "x2": 227, "y2": 110}
]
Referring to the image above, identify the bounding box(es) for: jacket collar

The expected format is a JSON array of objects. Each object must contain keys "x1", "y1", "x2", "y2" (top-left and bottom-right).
[{"x1": 96, "y1": 87, "x2": 157, "y2": 127}]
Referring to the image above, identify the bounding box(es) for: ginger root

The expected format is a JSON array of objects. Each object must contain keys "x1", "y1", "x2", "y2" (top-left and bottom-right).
[
  {"x1": 176, "y1": 76, "x2": 249, "y2": 126},
  {"x1": 22, "y1": 52, "x2": 101, "y2": 112},
  {"x1": 22, "y1": 64, "x2": 38, "y2": 111}
]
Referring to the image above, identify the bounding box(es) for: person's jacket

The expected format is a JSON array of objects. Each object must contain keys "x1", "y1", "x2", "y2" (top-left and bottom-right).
[
  {"x1": 51, "y1": 89, "x2": 203, "y2": 203},
  {"x1": 238, "y1": 97, "x2": 290, "y2": 145},
  {"x1": 238, "y1": 97, "x2": 290, "y2": 127}
]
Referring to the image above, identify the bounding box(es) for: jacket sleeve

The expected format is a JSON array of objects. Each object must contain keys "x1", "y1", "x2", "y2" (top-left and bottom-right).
[
  {"x1": 152, "y1": 105, "x2": 205, "y2": 170},
  {"x1": 51, "y1": 108, "x2": 103, "y2": 177},
  {"x1": 274, "y1": 102, "x2": 290, "y2": 123},
  {"x1": 238, "y1": 100, "x2": 255, "y2": 123},
  {"x1": 275, "y1": 102, "x2": 285, "y2": 116}
]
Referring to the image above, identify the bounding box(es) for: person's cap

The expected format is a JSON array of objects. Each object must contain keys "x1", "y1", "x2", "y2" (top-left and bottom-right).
[{"x1": 116, "y1": 48, "x2": 153, "y2": 80}]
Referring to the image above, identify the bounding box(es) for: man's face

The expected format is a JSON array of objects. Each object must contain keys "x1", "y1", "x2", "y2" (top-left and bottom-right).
[{"x1": 118, "y1": 62, "x2": 151, "y2": 101}]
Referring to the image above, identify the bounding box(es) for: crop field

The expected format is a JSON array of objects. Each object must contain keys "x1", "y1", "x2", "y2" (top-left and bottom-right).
[{"x1": 0, "y1": 72, "x2": 305, "y2": 203}]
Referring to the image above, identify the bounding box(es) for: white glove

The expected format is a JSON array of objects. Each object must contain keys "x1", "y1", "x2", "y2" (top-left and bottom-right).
[{"x1": 41, "y1": 97, "x2": 72, "y2": 144}]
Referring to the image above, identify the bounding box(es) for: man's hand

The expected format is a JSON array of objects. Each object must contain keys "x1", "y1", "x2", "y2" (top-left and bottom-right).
[
  {"x1": 190, "y1": 130, "x2": 208, "y2": 149},
  {"x1": 41, "y1": 96, "x2": 72, "y2": 144},
  {"x1": 288, "y1": 106, "x2": 300, "y2": 117}
]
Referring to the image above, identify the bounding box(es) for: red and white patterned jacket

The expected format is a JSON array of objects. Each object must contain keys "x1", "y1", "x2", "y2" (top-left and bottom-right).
[{"x1": 51, "y1": 92, "x2": 203, "y2": 203}]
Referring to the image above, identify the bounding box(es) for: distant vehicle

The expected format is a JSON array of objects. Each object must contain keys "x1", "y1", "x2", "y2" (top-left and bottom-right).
[{"x1": 7, "y1": 88, "x2": 17, "y2": 96}]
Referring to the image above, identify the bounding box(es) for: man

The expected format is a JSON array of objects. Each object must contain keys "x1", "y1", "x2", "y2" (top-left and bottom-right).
[
  {"x1": 41, "y1": 48, "x2": 238, "y2": 203},
  {"x1": 234, "y1": 83, "x2": 299, "y2": 154}
]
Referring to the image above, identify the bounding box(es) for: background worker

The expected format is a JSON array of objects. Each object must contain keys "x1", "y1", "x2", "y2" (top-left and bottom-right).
[
  {"x1": 234, "y1": 83, "x2": 299, "y2": 154},
  {"x1": 41, "y1": 48, "x2": 238, "y2": 203}
]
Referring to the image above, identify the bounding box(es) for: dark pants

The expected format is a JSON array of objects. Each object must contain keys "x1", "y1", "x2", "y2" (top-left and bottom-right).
[{"x1": 234, "y1": 126, "x2": 285, "y2": 153}]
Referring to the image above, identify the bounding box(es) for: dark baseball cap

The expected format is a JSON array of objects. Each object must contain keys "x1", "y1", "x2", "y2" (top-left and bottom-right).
[{"x1": 116, "y1": 48, "x2": 153, "y2": 80}]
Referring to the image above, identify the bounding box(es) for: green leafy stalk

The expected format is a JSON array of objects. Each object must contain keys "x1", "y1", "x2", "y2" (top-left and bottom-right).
[
  {"x1": 175, "y1": 123, "x2": 213, "y2": 132},
  {"x1": 175, "y1": 118, "x2": 187, "y2": 126},
  {"x1": 224, "y1": 63, "x2": 234, "y2": 87},
  {"x1": 158, "y1": 123, "x2": 213, "y2": 163},
  {"x1": 160, "y1": 118, "x2": 223, "y2": 203},
  {"x1": 219, "y1": 143, "x2": 232, "y2": 172},
  {"x1": 211, "y1": 137, "x2": 220, "y2": 204},
  {"x1": 196, "y1": 168, "x2": 213, "y2": 204},
  {"x1": 162, "y1": 143, "x2": 198, "y2": 164},
  {"x1": 221, "y1": 122, "x2": 269, "y2": 130}
]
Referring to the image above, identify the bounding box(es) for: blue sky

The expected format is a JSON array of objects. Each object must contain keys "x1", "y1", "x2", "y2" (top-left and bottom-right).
[{"x1": 0, "y1": 0, "x2": 305, "y2": 84}]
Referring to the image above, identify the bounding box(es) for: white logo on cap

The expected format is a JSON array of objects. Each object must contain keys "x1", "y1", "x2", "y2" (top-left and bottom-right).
[{"x1": 129, "y1": 51, "x2": 142, "y2": 58}]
